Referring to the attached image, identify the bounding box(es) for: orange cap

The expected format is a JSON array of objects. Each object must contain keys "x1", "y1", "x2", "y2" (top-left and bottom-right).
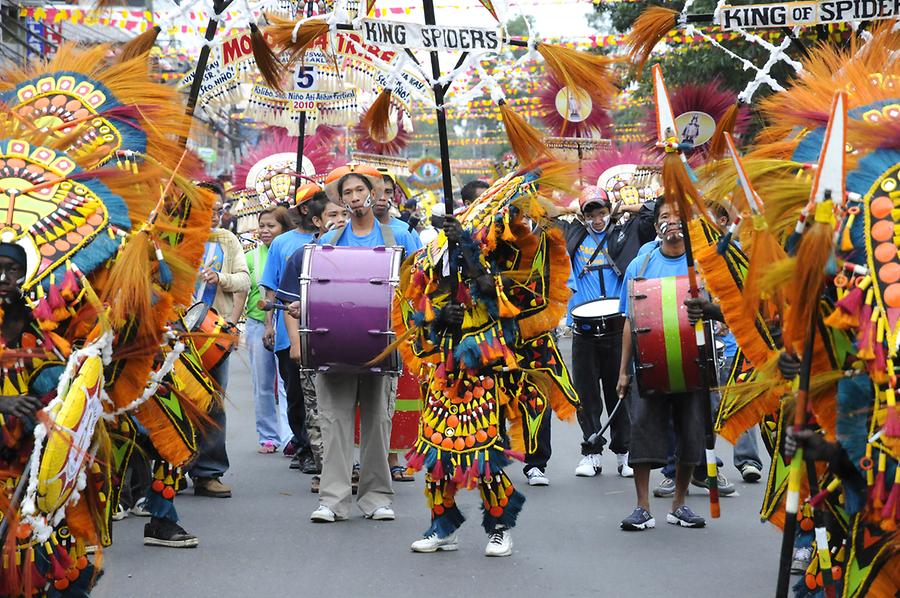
[
  {"x1": 295, "y1": 182, "x2": 322, "y2": 206},
  {"x1": 324, "y1": 163, "x2": 385, "y2": 203}
]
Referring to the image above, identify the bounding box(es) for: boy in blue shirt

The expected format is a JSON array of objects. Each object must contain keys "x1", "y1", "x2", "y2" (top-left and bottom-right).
[
  {"x1": 616, "y1": 199, "x2": 707, "y2": 531},
  {"x1": 259, "y1": 183, "x2": 321, "y2": 473}
]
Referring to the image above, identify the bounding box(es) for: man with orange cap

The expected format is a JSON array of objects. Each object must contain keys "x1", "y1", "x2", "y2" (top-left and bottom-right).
[
  {"x1": 302, "y1": 164, "x2": 419, "y2": 524},
  {"x1": 260, "y1": 182, "x2": 323, "y2": 474}
]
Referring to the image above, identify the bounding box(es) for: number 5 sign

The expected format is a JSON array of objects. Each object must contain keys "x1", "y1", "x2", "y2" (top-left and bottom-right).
[{"x1": 294, "y1": 65, "x2": 319, "y2": 91}]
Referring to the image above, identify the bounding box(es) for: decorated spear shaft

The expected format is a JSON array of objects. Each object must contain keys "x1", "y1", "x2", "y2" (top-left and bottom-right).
[
  {"x1": 420, "y1": 0, "x2": 456, "y2": 214},
  {"x1": 679, "y1": 202, "x2": 722, "y2": 518},
  {"x1": 295, "y1": 0, "x2": 315, "y2": 175},
  {"x1": 775, "y1": 306, "x2": 817, "y2": 598},
  {"x1": 181, "y1": 0, "x2": 236, "y2": 147}
]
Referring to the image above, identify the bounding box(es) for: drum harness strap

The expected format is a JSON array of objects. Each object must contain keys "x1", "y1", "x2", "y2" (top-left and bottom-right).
[
  {"x1": 579, "y1": 227, "x2": 622, "y2": 299},
  {"x1": 636, "y1": 250, "x2": 654, "y2": 279},
  {"x1": 324, "y1": 221, "x2": 398, "y2": 249}
]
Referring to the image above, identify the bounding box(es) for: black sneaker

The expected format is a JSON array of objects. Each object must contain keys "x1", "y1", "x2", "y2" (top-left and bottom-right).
[
  {"x1": 300, "y1": 454, "x2": 320, "y2": 475},
  {"x1": 144, "y1": 517, "x2": 199, "y2": 548},
  {"x1": 620, "y1": 507, "x2": 656, "y2": 531},
  {"x1": 289, "y1": 453, "x2": 303, "y2": 470},
  {"x1": 666, "y1": 505, "x2": 706, "y2": 528}
]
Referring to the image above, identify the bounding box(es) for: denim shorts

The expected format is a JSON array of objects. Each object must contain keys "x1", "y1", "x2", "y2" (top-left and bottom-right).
[{"x1": 627, "y1": 387, "x2": 705, "y2": 469}]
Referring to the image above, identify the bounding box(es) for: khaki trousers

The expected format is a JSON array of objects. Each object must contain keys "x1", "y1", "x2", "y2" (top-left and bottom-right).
[{"x1": 316, "y1": 373, "x2": 394, "y2": 517}]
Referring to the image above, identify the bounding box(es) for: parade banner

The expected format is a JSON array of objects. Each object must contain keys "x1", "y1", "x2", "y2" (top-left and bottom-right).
[
  {"x1": 718, "y1": 0, "x2": 900, "y2": 29},
  {"x1": 360, "y1": 19, "x2": 502, "y2": 52}
]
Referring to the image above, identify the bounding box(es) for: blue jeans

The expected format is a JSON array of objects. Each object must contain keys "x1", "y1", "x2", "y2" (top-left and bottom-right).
[
  {"x1": 662, "y1": 356, "x2": 762, "y2": 479},
  {"x1": 189, "y1": 356, "x2": 230, "y2": 479},
  {"x1": 246, "y1": 319, "x2": 290, "y2": 446}
]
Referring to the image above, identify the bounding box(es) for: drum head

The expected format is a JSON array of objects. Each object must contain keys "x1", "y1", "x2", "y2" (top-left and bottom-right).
[
  {"x1": 183, "y1": 303, "x2": 210, "y2": 331},
  {"x1": 571, "y1": 299, "x2": 621, "y2": 318}
]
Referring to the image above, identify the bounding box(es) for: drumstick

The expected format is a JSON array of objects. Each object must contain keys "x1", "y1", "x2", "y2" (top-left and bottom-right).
[
  {"x1": 257, "y1": 300, "x2": 289, "y2": 312},
  {"x1": 194, "y1": 243, "x2": 216, "y2": 304}
]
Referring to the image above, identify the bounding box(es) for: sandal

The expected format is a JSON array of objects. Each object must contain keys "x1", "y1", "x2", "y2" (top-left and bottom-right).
[
  {"x1": 257, "y1": 442, "x2": 276, "y2": 454},
  {"x1": 391, "y1": 465, "x2": 414, "y2": 482}
]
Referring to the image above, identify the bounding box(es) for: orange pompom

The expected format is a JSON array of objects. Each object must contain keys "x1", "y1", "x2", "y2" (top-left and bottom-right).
[
  {"x1": 441, "y1": 438, "x2": 454, "y2": 450},
  {"x1": 453, "y1": 438, "x2": 465, "y2": 451},
  {"x1": 473, "y1": 386, "x2": 485, "y2": 398},
  {"x1": 430, "y1": 432, "x2": 443, "y2": 445},
  {"x1": 446, "y1": 415, "x2": 459, "y2": 428},
  {"x1": 475, "y1": 430, "x2": 488, "y2": 443},
  {"x1": 433, "y1": 505, "x2": 444, "y2": 515},
  {"x1": 800, "y1": 517, "x2": 814, "y2": 532},
  {"x1": 499, "y1": 497, "x2": 508, "y2": 507},
  {"x1": 151, "y1": 479, "x2": 165, "y2": 493},
  {"x1": 54, "y1": 579, "x2": 70, "y2": 591},
  {"x1": 489, "y1": 506, "x2": 504, "y2": 517},
  {"x1": 162, "y1": 486, "x2": 175, "y2": 500},
  {"x1": 67, "y1": 567, "x2": 80, "y2": 581},
  {"x1": 487, "y1": 425, "x2": 498, "y2": 438},
  {"x1": 465, "y1": 435, "x2": 476, "y2": 447},
  {"x1": 482, "y1": 378, "x2": 494, "y2": 390}
]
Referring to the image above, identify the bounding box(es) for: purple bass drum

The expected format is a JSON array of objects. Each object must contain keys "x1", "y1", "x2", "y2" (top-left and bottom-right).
[{"x1": 298, "y1": 244, "x2": 403, "y2": 374}]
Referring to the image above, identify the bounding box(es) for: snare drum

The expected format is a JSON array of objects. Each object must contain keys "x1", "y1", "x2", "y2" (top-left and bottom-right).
[
  {"x1": 180, "y1": 302, "x2": 238, "y2": 372},
  {"x1": 571, "y1": 299, "x2": 625, "y2": 337},
  {"x1": 298, "y1": 244, "x2": 403, "y2": 374},
  {"x1": 629, "y1": 276, "x2": 702, "y2": 397}
]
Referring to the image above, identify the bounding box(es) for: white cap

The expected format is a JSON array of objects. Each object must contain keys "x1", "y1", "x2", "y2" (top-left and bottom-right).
[{"x1": 430, "y1": 203, "x2": 446, "y2": 217}]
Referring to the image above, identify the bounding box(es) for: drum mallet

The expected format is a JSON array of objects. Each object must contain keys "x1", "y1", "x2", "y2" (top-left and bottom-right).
[
  {"x1": 257, "y1": 300, "x2": 289, "y2": 312},
  {"x1": 585, "y1": 393, "x2": 625, "y2": 448}
]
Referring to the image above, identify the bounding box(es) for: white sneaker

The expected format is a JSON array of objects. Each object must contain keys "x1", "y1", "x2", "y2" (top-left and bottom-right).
[
  {"x1": 575, "y1": 455, "x2": 600, "y2": 477},
  {"x1": 411, "y1": 532, "x2": 459, "y2": 553},
  {"x1": 485, "y1": 529, "x2": 513, "y2": 557},
  {"x1": 367, "y1": 506, "x2": 395, "y2": 521},
  {"x1": 131, "y1": 497, "x2": 151, "y2": 517},
  {"x1": 310, "y1": 505, "x2": 338, "y2": 523},
  {"x1": 617, "y1": 453, "x2": 634, "y2": 478},
  {"x1": 525, "y1": 467, "x2": 550, "y2": 486},
  {"x1": 112, "y1": 504, "x2": 129, "y2": 521}
]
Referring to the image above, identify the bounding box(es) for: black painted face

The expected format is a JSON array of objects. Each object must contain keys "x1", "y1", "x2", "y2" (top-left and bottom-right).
[{"x1": 0, "y1": 256, "x2": 25, "y2": 302}]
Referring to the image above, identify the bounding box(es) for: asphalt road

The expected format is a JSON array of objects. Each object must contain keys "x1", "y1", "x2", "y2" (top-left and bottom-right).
[{"x1": 96, "y1": 337, "x2": 781, "y2": 598}]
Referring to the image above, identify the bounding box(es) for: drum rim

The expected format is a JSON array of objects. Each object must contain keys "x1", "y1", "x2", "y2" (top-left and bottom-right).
[{"x1": 183, "y1": 302, "x2": 211, "y2": 331}]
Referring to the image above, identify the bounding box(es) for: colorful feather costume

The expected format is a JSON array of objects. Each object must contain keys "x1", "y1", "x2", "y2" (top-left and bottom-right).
[
  {"x1": 0, "y1": 44, "x2": 221, "y2": 595},
  {"x1": 396, "y1": 161, "x2": 578, "y2": 538},
  {"x1": 664, "y1": 25, "x2": 900, "y2": 597}
]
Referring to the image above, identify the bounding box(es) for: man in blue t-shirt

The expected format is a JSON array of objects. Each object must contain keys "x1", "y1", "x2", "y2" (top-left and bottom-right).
[
  {"x1": 375, "y1": 173, "x2": 422, "y2": 253},
  {"x1": 616, "y1": 198, "x2": 708, "y2": 532},
  {"x1": 259, "y1": 183, "x2": 321, "y2": 474},
  {"x1": 283, "y1": 165, "x2": 418, "y2": 524}
]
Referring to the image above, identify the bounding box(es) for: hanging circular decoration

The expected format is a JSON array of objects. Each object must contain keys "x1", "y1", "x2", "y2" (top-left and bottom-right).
[
  {"x1": 353, "y1": 116, "x2": 409, "y2": 157},
  {"x1": 0, "y1": 139, "x2": 130, "y2": 289},
  {"x1": 539, "y1": 74, "x2": 611, "y2": 138},
  {"x1": 674, "y1": 111, "x2": 716, "y2": 146},
  {"x1": 555, "y1": 86, "x2": 593, "y2": 123},
  {"x1": 408, "y1": 157, "x2": 442, "y2": 191}
]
